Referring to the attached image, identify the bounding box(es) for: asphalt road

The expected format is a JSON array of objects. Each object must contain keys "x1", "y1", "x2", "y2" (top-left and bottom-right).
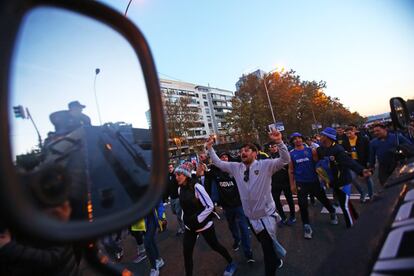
[{"x1": 85, "y1": 190, "x2": 377, "y2": 276}]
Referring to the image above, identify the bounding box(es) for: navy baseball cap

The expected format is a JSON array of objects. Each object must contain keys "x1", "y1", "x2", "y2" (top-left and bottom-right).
[{"x1": 68, "y1": 101, "x2": 86, "y2": 109}]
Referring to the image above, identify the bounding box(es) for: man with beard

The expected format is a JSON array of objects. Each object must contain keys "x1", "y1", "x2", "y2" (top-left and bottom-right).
[{"x1": 206, "y1": 130, "x2": 290, "y2": 275}]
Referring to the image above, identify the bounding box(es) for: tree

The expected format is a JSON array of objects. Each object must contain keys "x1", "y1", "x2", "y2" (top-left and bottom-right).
[
  {"x1": 164, "y1": 95, "x2": 202, "y2": 155},
  {"x1": 228, "y1": 69, "x2": 365, "y2": 142}
]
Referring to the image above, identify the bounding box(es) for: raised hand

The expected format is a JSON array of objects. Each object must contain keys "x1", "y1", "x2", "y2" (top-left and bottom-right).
[
  {"x1": 268, "y1": 129, "x2": 283, "y2": 144},
  {"x1": 362, "y1": 169, "x2": 372, "y2": 178},
  {"x1": 205, "y1": 136, "x2": 215, "y2": 150}
]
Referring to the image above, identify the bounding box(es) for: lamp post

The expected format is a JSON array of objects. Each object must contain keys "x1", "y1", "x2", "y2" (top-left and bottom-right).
[
  {"x1": 124, "y1": 0, "x2": 133, "y2": 16},
  {"x1": 263, "y1": 68, "x2": 283, "y2": 126},
  {"x1": 94, "y1": 68, "x2": 102, "y2": 125},
  {"x1": 263, "y1": 75, "x2": 276, "y2": 126}
]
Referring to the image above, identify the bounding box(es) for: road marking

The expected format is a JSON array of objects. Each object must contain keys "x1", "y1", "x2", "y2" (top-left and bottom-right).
[{"x1": 279, "y1": 194, "x2": 361, "y2": 200}]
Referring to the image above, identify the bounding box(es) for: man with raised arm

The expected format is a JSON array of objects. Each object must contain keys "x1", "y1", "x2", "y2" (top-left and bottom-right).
[{"x1": 206, "y1": 130, "x2": 290, "y2": 276}]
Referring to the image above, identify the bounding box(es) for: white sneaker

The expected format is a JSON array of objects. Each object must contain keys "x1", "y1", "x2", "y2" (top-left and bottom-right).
[
  {"x1": 303, "y1": 224, "x2": 313, "y2": 239},
  {"x1": 150, "y1": 268, "x2": 159, "y2": 276},
  {"x1": 133, "y1": 252, "x2": 147, "y2": 263},
  {"x1": 156, "y1": 258, "x2": 165, "y2": 270}
]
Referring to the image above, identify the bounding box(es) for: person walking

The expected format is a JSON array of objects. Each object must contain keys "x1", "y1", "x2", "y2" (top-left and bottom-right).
[
  {"x1": 317, "y1": 127, "x2": 372, "y2": 228},
  {"x1": 288, "y1": 132, "x2": 338, "y2": 239},
  {"x1": 176, "y1": 163, "x2": 236, "y2": 276},
  {"x1": 131, "y1": 201, "x2": 166, "y2": 276},
  {"x1": 343, "y1": 126, "x2": 374, "y2": 202},
  {"x1": 212, "y1": 151, "x2": 254, "y2": 263},
  {"x1": 167, "y1": 163, "x2": 185, "y2": 235},
  {"x1": 206, "y1": 130, "x2": 289, "y2": 276},
  {"x1": 369, "y1": 123, "x2": 412, "y2": 187},
  {"x1": 268, "y1": 142, "x2": 296, "y2": 226}
]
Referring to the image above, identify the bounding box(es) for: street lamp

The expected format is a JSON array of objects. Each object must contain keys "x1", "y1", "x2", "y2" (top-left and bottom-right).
[
  {"x1": 263, "y1": 68, "x2": 283, "y2": 125},
  {"x1": 94, "y1": 68, "x2": 103, "y2": 125},
  {"x1": 124, "y1": 0, "x2": 133, "y2": 16}
]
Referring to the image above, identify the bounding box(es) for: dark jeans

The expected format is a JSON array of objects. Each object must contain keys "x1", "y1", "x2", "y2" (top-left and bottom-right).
[
  {"x1": 378, "y1": 163, "x2": 395, "y2": 186},
  {"x1": 224, "y1": 206, "x2": 252, "y2": 258},
  {"x1": 257, "y1": 229, "x2": 280, "y2": 276},
  {"x1": 350, "y1": 170, "x2": 374, "y2": 198},
  {"x1": 144, "y1": 214, "x2": 160, "y2": 269},
  {"x1": 183, "y1": 225, "x2": 232, "y2": 276},
  {"x1": 297, "y1": 181, "x2": 335, "y2": 225},
  {"x1": 271, "y1": 183, "x2": 295, "y2": 221}
]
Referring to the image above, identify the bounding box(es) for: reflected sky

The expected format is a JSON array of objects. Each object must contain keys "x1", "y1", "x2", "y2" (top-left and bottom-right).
[{"x1": 10, "y1": 7, "x2": 149, "y2": 155}]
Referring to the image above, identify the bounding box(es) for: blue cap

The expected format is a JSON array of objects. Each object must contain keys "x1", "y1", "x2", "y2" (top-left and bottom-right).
[
  {"x1": 320, "y1": 127, "x2": 337, "y2": 141},
  {"x1": 290, "y1": 132, "x2": 303, "y2": 139},
  {"x1": 289, "y1": 132, "x2": 304, "y2": 143}
]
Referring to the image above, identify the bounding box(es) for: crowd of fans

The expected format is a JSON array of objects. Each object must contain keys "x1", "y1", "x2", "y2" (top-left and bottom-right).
[{"x1": 1, "y1": 120, "x2": 413, "y2": 276}]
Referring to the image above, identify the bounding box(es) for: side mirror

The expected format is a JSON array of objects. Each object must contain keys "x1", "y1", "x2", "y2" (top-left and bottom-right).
[
  {"x1": 390, "y1": 97, "x2": 410, "y2": 130},
  {"x1": 0, "y1": 0, "x2": 167, "y2": 242}
]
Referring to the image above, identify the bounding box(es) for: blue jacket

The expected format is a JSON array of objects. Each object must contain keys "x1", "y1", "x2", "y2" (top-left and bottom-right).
[{"x1": 369, "y1": 132, "x2": 412, "y2": 169}]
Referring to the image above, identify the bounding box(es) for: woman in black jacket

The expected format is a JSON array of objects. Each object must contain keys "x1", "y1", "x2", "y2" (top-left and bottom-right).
[{"x1": 175, "y1": 163, "x2": 236, "y2": 276}]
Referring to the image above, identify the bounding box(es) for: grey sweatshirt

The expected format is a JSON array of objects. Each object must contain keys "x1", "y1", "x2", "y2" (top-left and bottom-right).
[{"x1": 208, "y1": 142, "x2": 290, "y2": 220}]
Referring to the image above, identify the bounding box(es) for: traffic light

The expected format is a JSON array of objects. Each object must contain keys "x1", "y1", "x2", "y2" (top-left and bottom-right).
[{"x1": 13, "y1": 105, "x2": 26, "y2": 119}]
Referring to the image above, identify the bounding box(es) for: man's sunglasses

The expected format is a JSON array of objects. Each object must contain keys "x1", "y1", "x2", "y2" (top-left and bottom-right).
[{"x1": 244, "y1": 168, "x2": 249, "y2": 182}]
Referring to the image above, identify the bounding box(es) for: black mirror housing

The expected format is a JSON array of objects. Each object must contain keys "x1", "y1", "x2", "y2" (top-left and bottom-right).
[{"x1": 390, "y1": 97, "x2": 411, "y2": 130}]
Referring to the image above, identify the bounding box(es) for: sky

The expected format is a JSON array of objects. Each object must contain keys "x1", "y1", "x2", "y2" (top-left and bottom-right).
[
  {"x1": 9, "y1": 0, "x2": 414, "y2": 154},
  {"x1": 10, "y1": 7, "x2": 149, "y2": 155},
  {"x1": 100, "y1": 0, "x2": 414, "y2": 116}
]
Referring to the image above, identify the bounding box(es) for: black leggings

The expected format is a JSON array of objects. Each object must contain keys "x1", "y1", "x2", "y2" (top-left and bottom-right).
[
  {"x1": 297, "y1": 181, "x2": 335, "y2": 225},
  {"x1": 183, "y1": 225, "x2": 232, "y2": 276}
]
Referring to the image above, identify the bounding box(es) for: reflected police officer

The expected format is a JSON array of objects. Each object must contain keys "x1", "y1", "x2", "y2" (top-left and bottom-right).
[{"x1": 50, "y1": 101, "x2": 91, "y2": 135}]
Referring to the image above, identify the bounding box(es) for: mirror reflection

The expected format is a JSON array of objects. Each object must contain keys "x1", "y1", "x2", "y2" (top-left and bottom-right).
[
  {"x1": 9, "y1": 7, "x2": 152, "y2": 222},
  {"x1": 391, "y1": 98, "x2": 409, "y2": 129}
]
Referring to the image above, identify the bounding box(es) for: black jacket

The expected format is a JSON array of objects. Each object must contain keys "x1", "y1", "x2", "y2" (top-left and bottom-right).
[
  {"x1": 0, "y1": 240, "x2": 78, "y2": 276},
  {"x1": 336, "y1": 134, "x2": 347, "y2": 146},
  {"x1": 270, "y1": 152, "x2": 290, "y2": 188},
  {"x1": 317, "y1": 143, "x2": 365, "y2": 188},
  {"x1": 342, "y1": 134, "x2": 370, "y2": 167},
  {"x1": 179, "y1": 184, "x2": 211, "y2": 231},
  {"x1": 211, "y1": 167, "x2": 242, "y2": 208},
  {"x1": 167, "y1": 172, "x2": 179, "y2": 199}
]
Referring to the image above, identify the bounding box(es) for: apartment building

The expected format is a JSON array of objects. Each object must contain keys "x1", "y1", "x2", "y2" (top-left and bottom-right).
[{"x1": 159, "y1": 79, "x2": 234, "y2": 160}]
